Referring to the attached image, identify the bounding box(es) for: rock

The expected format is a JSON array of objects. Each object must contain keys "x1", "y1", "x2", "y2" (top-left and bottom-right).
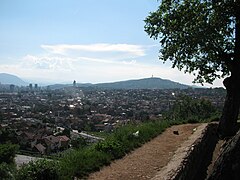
[
  {"x1": 192, "y1": 128, "x2": 197, "y2": 134},
  {"x1": 173, "y1": 131, "x2": 179, "y2": 135},
  {"x1": 207, "y1": 129, "x2": 240, "y2": 180}
]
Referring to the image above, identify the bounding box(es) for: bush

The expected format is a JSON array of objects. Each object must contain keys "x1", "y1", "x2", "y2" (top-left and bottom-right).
[
  {"x1": 71, "y1": 136, "x2": 87, "y2": 149},
  {"x1": 95, "y1": 138, "x2": 124, "y2": 159},
  {"x1": 0, "y1": 143, "x2": 19, "y2": 164},
  {"x1": 16, "y1": 159, "x2": 60, "y2": 180},
  {"x1": 0, "y1": 162, "x2": 15, "y2": 179},
  {"x1": 59, "y1": 148, "x2": 111, "y2": 179}
]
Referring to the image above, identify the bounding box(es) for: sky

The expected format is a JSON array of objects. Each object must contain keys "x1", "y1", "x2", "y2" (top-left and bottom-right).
[{"x1": 0, "y1": 0, "x2": 223, "y2": 87}]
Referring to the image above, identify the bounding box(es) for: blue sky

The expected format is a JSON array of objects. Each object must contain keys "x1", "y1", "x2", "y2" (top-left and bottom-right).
[{"x1": 0, "y1": 0, "x2": 222, "y2": 86}]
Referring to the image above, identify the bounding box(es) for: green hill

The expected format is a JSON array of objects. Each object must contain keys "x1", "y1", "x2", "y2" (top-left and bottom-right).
[{"x1": 95, "y1": 77, "x2": 190, "y2": 89}]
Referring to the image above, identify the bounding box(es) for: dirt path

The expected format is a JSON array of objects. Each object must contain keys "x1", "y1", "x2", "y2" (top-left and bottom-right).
[{"x1": 88, "y1": 123, "x2": 202, "y2": 180}]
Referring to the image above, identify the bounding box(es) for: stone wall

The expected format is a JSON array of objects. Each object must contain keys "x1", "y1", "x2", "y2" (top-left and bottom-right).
[{"x1": 152, "y1": 123, "x2": 218, "y2": 180}]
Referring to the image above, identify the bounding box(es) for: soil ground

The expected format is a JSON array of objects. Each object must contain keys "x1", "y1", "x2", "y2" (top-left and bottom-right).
[{"x1": 88, "y1": 123, "x2": 202, "y2": 180}]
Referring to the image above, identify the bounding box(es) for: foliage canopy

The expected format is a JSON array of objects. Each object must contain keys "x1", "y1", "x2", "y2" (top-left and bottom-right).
[
  {"x1": 145, "y1": 0, "x2": 239, "y2": 84},
  {"x1": 167, "y1": 95, "x2": 218, "y2": 122}
]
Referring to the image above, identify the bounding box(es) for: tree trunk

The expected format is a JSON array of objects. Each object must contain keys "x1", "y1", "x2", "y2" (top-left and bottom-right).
[
  {"x1": 218, "y1": 74, "x2": 240, "y2": 138},
  {"x1": 207, "y1": 129, "x2": 240, "y2": 180},
  {"x1": 218, "y1": 4, "x2": 240, "y2": 138}
]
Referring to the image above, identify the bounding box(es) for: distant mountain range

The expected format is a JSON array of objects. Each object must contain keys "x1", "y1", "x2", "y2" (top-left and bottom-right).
[
  {"x1": 0, "y1": 73, "x2": 27, "y2": 86},
  {"x1": 0, "y1": 73, "x2": 191, "y2": 89}
]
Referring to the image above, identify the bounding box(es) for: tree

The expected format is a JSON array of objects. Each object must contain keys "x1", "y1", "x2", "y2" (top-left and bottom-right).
[
  {"x1": 144, "y1": 0, "x2": 240, "y2": 137},
  {"x1": 168, "y1": 95, "x2": 218, "y2": 122},
  {"x1": 56, "y1": 128, "x2": 71, "y2": 138},
  {"x1": 71, "y1": 136, "x2": 87, "y2": 149},
  {"x1": 0, "y1": 128, "x2": 18, "y2": 144}
]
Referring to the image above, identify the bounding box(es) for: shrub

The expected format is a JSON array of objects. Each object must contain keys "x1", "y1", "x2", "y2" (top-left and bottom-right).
[
  {"x1": 0, "y1": 162, "x2": 15, "y2": 179},
  {"x1": 95, "y1": 138, "x2": 124, "y2": 159},
  {"x1": 71, "y1": 136, "x2": 87, "y2": 149},
  {"x1": 59, "y1": 148, "x2": 111, "y2": 179},
  {"x1": 0, "y1": 143, "x2": 19, "y2": 164},
  {"x1": 16, "y1": 159, "x2": 60, "y2": 180}
]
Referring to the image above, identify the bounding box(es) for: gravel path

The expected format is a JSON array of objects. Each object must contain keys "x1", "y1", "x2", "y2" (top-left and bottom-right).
[{"x1": 88, "y1": 123, "x2": 202, "y2": 180}]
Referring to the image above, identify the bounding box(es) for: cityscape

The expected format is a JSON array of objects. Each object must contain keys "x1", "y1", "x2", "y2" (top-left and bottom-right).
[{"x1": 0, "y1": 79, "x2": 225, "y2": 155}]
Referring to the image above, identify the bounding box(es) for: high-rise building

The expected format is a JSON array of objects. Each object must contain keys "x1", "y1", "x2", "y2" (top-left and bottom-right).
[
  {"x1": 29, "y1": 83, "x2": 33, "y2": 90},
  {"x1": 73, "y1": 80, "x2": 76, "y2": 87},
  {"x1": 10, "y1": 84, "x2": 15, "y2": 92}
]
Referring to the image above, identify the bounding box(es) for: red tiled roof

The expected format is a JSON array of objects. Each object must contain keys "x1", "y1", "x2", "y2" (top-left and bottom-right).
[
  {"x1": 58, "y1": 135, "x2": 70, "y2": 142},
  {"x1": 34, "y1": 143, "x2": 46, "y2": 153}
]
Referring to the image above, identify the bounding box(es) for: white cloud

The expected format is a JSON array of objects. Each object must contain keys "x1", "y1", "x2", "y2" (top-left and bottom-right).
[
  {"x1": 77, "y1": 56, "x2": 138, "y2": 65},
  {"x1": 22, "y1": 55, "x2": 74, "y2": 71},
  {"x1": 21, "y1": 54, "x2": 136, "y2": 68},
  {"x1": 41, "y1": 43, "x2": 146, "y2": 57},
  {"x1": 76, "y1": 56, "x2": 116, "y2": 64}
]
